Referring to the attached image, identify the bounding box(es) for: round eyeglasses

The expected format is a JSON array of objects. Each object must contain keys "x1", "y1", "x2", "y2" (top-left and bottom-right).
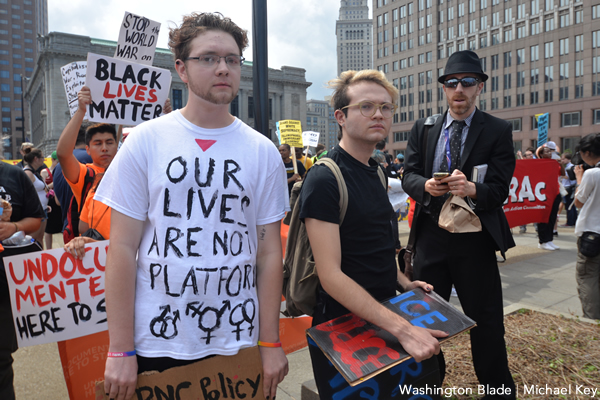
[
  {"x1": 185, "y1": 54, "x2": 245, "y2": 68},
  {"x1": 340, "y1": 101, "x2": 398, "y2": 118}
]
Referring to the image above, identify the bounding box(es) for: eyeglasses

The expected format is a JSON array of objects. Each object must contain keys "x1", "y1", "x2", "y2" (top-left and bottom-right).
[
  {"x1": 443, "y1": 77, "x2": 480, "y2": 88},
  {"x1": 340, "y1": 101, "x2": 398, "y2": 118},
  {"x1": 185, "y1": 54, "x2": 245, "y2": 68}
]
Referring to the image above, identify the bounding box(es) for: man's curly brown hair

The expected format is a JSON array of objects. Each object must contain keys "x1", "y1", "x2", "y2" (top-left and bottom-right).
[{"x1": 168, "y1": 12, "x2": 249, "y2": 62}]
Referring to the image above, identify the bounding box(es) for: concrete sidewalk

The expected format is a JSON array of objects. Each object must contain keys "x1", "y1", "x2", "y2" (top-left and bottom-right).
[{"x1": 13, "y1": 222, "x2": 587, "y2": 399}]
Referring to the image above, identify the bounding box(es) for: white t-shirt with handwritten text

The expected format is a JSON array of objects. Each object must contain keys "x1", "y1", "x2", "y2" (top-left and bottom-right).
[{"x1": 95, "y1": 111, "x2": 289, "y2": 359}]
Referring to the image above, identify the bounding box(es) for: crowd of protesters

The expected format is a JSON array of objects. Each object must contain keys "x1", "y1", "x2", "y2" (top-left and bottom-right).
[{"x1": 1, "y1": 9, "x2": 600, "y2": 400}]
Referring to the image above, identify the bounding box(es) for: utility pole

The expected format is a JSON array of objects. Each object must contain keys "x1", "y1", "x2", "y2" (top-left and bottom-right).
[
  {"x1": 252, "y1": 0, "x2": 269, "y2": 138},
  {"x1": 19, "y1": 74, "x2": 25, "y2": 144}
]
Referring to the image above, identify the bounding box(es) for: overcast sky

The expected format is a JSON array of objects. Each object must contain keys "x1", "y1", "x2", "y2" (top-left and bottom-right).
[{"x1": 48, "y1": 0, "x2": 349, "y2": 101}]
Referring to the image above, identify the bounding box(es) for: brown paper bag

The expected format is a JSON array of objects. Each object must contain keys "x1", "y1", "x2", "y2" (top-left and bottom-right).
[{"x1": 438, "y1": 195, "x2": 482, "y2": 233}]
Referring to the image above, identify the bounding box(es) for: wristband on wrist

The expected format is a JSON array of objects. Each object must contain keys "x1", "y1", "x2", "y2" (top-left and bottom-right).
[
  {"x1": 13, "y1": 222, "x2": 18, "y2": 233},
  {"x1": 257, "y1": 341, "x2": 282, "y2": 348},
  {"x1": 107, "y1": 350, "x2": 136, "y2": 357}
]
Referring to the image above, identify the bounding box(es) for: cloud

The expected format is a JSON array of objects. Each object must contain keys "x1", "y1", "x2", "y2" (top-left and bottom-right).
[{"x1": 48, "y1": 0, "x2": 340, "y2": 100}]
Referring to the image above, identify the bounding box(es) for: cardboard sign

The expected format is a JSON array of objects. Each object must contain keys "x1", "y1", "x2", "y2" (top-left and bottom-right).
[
  {"x1": 307, "y1": 289, "x2": 475, "y2": 385},
  {"x1": 114, "y1": 12, "x2": 161, "y2": 65},
  {"x1": 278, "y1": 120, "x2": 303, "y2": 148},
  {"x1": 302, "y1": 131, "x2": 320, "y2": 148},
  {"x1": 85, "y1": 53, "x2": 171, "y2": 125},
  {"x1": 61, "y1": 61, "x2": 89, "y2": 118},
  {"x1": 536, "y1": 113, "x2": 549, "y2": 146},
  {"x1": 3, "y1": 241, "x2": 109, "y2": 347},
  {"x1": 503, "y1": 159, "x2": 559, "y2": 228},
  {"x1": 95, "y1": 346, "x2": 266, "y2": 400}
]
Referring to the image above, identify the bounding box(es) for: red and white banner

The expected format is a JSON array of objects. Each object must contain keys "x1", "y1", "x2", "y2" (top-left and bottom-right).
[{"x1": 503, "y1": 159, "x2": 559, "y2": 228}]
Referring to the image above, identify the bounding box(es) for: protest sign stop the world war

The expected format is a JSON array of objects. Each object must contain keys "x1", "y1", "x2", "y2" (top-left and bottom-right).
[
  {"x1": 3, "y1": 241, "x2": 109, "y2": 347},
  {"x1": 114, "y1": 12, "x2": 161, "y2": 65},
  {"x1": 86, "y1": 53, "x2": 171, "y2": 126}
]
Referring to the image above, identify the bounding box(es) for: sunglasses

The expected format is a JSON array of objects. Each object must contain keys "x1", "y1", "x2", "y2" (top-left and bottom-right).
[{"x1": 443, "y1": 77, "x2": 480, "y2": 88}]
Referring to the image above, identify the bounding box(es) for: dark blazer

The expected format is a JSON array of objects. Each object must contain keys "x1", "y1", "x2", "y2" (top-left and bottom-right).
[{"x1": 402, "y1": 108, "x2": 516, "y2": 254}]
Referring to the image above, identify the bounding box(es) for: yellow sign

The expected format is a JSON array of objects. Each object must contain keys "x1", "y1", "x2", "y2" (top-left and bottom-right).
[
  {"x1": 278, "y1": 119, "x2": 303, "y2": 148},
  {"x1": 2, "y1": 157, "x2": 52, "y2": 168}
]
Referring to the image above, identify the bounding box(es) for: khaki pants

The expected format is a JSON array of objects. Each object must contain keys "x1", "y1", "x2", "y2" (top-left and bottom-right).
[{"x1": 576, "y1": 243, "x2": 600, "y2": 320}]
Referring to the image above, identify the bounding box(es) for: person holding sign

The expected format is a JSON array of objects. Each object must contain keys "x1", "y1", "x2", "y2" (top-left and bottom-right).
[
  {"x1": 94, "y1": 12, "x2": 289, "y2": 400},
  {"x1": 294, "y1": 147, "x2": 313, "y2": 171},
  {"x1": 403, "y1": 50, "x2": 516, "y2": 398},
  {"x1": 299, "y1": 70, "x2": 446, "y2": 398},
  {"x1": 279, "y1": 143, "x2": 306, "y2": 195},
  {"x1": 0, "y1": 162, "x2": 44, "y2": 400},
  {"x1": 57, "y1": 88, "x2": 118, "y2": 246}
]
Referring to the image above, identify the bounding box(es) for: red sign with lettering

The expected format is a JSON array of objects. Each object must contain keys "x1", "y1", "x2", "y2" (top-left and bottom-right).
[{"x1": 503, "y1": 159, "x2": 560, "y2": 228}]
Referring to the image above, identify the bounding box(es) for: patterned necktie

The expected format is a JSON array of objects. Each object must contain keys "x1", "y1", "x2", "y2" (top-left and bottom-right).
[
  {"x1": 449, "y1": 120, "x2": 465, "y2": 172},
  {"x1": 430, "y1": 120, "x2": 466, "y2": 222}
]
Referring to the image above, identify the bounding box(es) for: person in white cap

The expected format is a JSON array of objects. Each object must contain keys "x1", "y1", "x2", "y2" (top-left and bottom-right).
[{"x1": 537, "y1": 142, "x2": 562, "y2": 250}]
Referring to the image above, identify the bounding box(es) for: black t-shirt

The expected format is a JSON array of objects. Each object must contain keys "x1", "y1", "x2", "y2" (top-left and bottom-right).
[
  {"x1": 284, "y1": 160, "x2": 306, "y2": 195},
  {"x1": 0, "y1": 162, "x2": 45, "y2": 223},
  {"x1": 298, "y1": 145, "x2": 397, "y2": 319}
]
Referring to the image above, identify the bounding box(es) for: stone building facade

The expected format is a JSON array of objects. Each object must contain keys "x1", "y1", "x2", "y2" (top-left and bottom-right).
[{"x1": 24, "y1": 31, "x2": 310, "y2": 155}]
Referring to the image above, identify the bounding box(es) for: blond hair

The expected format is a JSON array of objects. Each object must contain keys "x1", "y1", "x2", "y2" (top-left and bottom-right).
[{"x1": 328, "y1": 70, "x2": 398, "y2": 139}]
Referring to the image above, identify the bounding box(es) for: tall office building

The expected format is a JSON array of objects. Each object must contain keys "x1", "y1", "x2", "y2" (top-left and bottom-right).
[
  {"x1": 337, "y1": 0, "x2": 374, "y2": 74},
  {"x1": 373, "y1": 0, "x2": 600, "y2": 156},
  {"x1": 307, "y1": 99, "x2": 339, "y2": 149},
  {"x1": 0, "y1": 0, "x2": 47, "y2": 160}
]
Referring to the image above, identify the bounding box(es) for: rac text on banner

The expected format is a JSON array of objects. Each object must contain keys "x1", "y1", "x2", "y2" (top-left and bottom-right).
[{"x1": 502, "y1": 159, "x2": 559, "y2": 228}]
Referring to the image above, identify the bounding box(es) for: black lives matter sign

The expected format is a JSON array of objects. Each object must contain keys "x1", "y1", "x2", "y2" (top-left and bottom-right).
[{"x1": 86, "y1": 52, "x2": 171, "y2": 126}]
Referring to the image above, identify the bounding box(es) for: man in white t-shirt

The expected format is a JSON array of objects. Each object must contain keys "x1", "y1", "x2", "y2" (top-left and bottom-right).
[{"x1": 95, "y1": 12, "x2": 289, "y2": 400}]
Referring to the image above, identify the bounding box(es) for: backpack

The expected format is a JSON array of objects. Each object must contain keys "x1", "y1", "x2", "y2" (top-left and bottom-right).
[
  {"x1": 281, "y1": 157, "x2": 386, "y2": 317},
  {"x1": 63, "y1": 167, "x2": 96, "y2": 243}
]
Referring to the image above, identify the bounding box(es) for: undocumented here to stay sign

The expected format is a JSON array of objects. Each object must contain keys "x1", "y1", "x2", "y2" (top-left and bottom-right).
[
  {"x1": 86, "y1": 53, "x2": 171, "y2": 126},
  {"x1": 3, "y1": 241, "x2": 109, "y2": 347}
]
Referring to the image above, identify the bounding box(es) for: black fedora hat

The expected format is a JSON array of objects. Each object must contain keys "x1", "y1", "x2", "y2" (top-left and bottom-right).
[{"x1": 438, "y1": 50, "x2": 488, "y2": 83}]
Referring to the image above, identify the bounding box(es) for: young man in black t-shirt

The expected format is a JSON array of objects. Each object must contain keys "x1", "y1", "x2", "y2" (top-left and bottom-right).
[{"x1": 299, "y1": 70, "x2": 446, "y2": 399}]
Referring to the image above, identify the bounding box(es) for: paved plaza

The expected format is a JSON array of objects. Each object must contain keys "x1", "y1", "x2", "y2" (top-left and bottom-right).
[{"x1": 13, "y1": 220, "x2": 590, "y2": 399}]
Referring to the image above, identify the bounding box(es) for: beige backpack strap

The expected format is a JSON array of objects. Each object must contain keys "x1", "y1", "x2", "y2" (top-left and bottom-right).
[
  {"x1": 315, "y1": 157, "x2": 349, "y2": 225},
  {"x1": 376, "y1": 165, "x2": 387, "y2": 189}
]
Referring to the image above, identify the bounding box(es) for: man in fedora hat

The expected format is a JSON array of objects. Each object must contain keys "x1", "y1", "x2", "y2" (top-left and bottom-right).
[{"x1": 403, "y1": 50, "x2": 516, "y2": 399}]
